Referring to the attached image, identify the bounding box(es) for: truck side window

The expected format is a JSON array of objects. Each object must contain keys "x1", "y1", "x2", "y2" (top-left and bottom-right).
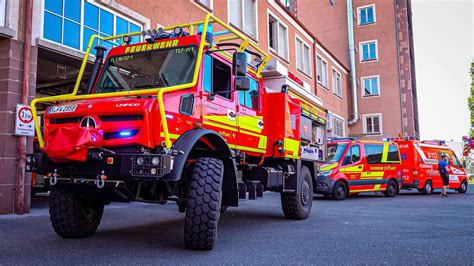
[
  {"x1": 364, "y1": 144, "x2": 383, "y2": 164},
  {"x1": 452, "y1": 154, "x2": 461, "y2": 167},
  {"x1": 239, "y1": 78, "x2": 259, "y2": 110},
  {"x1": 343, "y1": 145, "x2": 360, "y2": 165},
  {"x1": 387, "y1": 145, "x2": 400, "y2": 162},
  {"x1": 202, "y1": 55, "x2": 232, "y2": 99}
]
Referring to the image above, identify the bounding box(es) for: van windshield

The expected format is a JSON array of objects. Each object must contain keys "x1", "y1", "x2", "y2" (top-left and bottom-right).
[
  {"x1": 327, "y1": 143, "x2": 348, "y2": 162},
  {"x1": 95, "y1": 46, "x2": 197, "y2": 93}
]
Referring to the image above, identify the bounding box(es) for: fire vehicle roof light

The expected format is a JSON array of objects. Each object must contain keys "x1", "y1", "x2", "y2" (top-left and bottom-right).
[
  {"x1": 122, "y1": 35, "x2": 132, "y2": 45},
  {"x1": 197, "y1": 24, "x2": 213, "y2": 44}
]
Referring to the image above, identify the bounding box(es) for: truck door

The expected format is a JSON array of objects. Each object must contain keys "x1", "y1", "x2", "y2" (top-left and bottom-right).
[
  {"x1": 236, "y1": 77, "x2": 266, "y2": 154},
  {"x1": 200, "y1": 54, "x2": 237, "y2": 146}
]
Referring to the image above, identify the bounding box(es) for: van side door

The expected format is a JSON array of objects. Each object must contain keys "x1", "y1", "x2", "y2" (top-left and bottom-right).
[
  {"x1": 362, "y1": 143, "x2": 386, "y2": 192},
  {"x1": 339, "y1": 144, "x2": 362, "y2": 191}
]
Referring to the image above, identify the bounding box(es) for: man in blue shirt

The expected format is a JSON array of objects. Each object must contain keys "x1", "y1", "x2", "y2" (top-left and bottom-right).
[{"x1": 438, "y1": 155, "x2": 450, "y2": 197}]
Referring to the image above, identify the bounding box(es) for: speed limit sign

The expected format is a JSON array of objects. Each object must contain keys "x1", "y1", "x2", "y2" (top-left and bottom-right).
[{"x1": 15, "y1": 104, "x2": 35, "y2": 137}]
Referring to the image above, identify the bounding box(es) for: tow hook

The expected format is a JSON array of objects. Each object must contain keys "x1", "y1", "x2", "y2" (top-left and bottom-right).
[
  {"x1": 95, "y1": 171, "x2": 106, "y2": 189},
  {"x1": 50, "y1": 169, "x2": 58, "y2": 186}
]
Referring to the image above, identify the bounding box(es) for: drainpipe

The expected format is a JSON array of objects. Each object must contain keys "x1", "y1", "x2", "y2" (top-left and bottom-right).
[
  {"x1": 347, "y1": 0, "x2": 359, "y2": 126},
  {"x1": 394, "y1": 0, "x2": 405, "y2": 136},
  {"x1": 15, "y1": 0, "x2": 33, "y2": 214}
]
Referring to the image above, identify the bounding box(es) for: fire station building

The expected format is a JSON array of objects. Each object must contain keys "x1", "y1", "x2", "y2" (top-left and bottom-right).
[{"x1": 0, "y1": 0, "x2": 417, "y2": 214}]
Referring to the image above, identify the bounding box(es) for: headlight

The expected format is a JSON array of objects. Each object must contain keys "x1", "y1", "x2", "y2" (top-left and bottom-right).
[
  {"x1": 151, "y1": 157, "x2": 160, "y2": 166},
  {"x1": 319, "y1": 170, "x2": 333, "y2": 176},
  {"x1": 150, "y1": 168, "x2": 157, "y2": 175},
  {"x1": 136, "y1": 157, "x2": 144, "y2": 166}
]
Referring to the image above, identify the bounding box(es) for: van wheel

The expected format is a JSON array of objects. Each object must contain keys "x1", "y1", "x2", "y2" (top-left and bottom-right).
[
  {"x1": 421, "y1": 180, "x2": 433, "y2": 195},
  {"x1": 281, "y1": 166, "x2": 313, "y2": 220},
  {"x1": 184, "y1": 157, "x2": 223, "y2": 250},
  {"x1": 49, "y1": 188, "x2": 104, "y2": 238},
  {"x1": 332, "y1": 181, "x2": 348, "y2": 200},
  {"x1": 384, "y1": 180, "x2": 398, "y2": 197},
  {"x1": 457, "y1": 180, "x2": 468, "y2": 194}
]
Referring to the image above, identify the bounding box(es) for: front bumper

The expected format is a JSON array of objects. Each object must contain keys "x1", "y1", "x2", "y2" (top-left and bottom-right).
[
  {"x1": 315, "y1": 174, "x2": 335, "y2": 194},
  {"x1": 26, "y1": 151, "x2": 174, "y2": 180}
]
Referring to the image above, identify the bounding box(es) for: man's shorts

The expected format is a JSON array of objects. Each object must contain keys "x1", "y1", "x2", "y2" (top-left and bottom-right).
[{"x1": 441, "y1": 172, "x2": 449, "y2": 186}]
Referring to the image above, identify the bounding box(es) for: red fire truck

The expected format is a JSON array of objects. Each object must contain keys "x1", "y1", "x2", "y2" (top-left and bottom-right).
[
  {"x1": 26, "y1": 14, "x2": 327, "y2": 250},
  {"x1": 315, "y1": 138, "x2": 402, "y2": 200},
  {"x1": 394, "y1": 139, "x2": 469, "y2": 194}
]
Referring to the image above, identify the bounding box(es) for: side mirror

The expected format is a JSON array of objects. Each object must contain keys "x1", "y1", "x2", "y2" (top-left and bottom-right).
[
  {"x1": 233, "y1": 52, "x2": 247, "y2": 77},
  {"x1": 234, "y1": 76, "x2": 250, "y2": 91}
]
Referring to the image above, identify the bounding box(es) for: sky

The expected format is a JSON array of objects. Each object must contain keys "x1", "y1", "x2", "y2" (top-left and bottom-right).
[{"x1": 411, "y1": 0, "x2": 473, "y2": 141}]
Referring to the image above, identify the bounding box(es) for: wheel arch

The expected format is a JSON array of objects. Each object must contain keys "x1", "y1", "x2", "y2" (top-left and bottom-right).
[{"x1": 164, "y1": 129, "x2": 238, "y2": 207}]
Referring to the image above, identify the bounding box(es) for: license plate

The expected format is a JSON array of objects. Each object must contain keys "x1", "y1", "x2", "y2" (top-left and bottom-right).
[{"x1": 48, "y1": 104, "x2": 77, "y2": 114}]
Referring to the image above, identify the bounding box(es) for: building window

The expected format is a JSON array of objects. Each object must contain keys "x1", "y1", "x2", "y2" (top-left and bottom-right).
[
  {"x1": 296, "y1": 37, "x2": 311, "y2": 76},
  {"x1": 360, "y1": 41, "x2": 378, "y2": 62},
  {"x1": 332, "y1": 69, "x2": 342, "y2": 97},
  {"x1": 196, "y1": 0, "x2": 212, "y2": 10},
  {"x1": 229, "y1": 0, "x2": 256, "y2": 38},
  {"x1": 0, "y1": 0, "x2": 6, "y2": 27},
  {"x1": 316, "y1": 56, "x2": 328, "y2": 88},
  {"x1": 362, "y1": 76, "x2": 380, "y2": 97},
  {"x1": 268, "y1": 14, "x2": 288, "y2": 60},
  {"x1": 333, "y1": 117, "x2": 344, "y2": 137},
  {"x1": 43, "y1": 0, "x2": 142, "y2": 52},
  {"x1": 358, "y1": 5, "x2": 376, "y2": 25},
  {"x1": 363, "y1": 114, "x2": 382, "y2": 135}
]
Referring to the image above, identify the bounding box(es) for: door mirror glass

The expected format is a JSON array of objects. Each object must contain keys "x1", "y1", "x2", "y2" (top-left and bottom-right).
[
  {"x1": 233, "y1": 52, "x2": 247, "y2": 77},
  {"x1": 234, "y1": 76, "x2": 250, "y2": 91}
]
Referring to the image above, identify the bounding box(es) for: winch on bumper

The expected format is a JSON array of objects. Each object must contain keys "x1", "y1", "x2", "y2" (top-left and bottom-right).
[{"x1": 25, "y1": 151, "x2": 174, "y2": 180}]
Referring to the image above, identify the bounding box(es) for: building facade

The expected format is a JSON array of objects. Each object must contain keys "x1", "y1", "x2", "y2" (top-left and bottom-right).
[
  {"x1": 0, "y1": 0, "x2": 417, "y2": 214},
  {"x1": 297, "y1": 0, "x2": 419, "y2": 140}
]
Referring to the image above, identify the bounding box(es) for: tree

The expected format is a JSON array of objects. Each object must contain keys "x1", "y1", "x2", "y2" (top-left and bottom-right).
[{"x1": 469, "y1": 61, "x2": 474, "y2": 137}]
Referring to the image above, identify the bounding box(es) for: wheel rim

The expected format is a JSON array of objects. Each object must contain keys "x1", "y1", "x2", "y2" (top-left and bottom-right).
[
  {"x1": 426, "y1": 183, "x2": 432, "y2": 193},
  {"x1": 461, "y1": 182, "x2": 466, "y2": 191},
  {"x1": 337, "y1": 185, "x2": 345, "y2": 198},
  {"x1": 300, "y1": 179, "x2": 311, "y2": 206},
  {"x1": 82, "y1": 203, "x2": 96, "y2": 220},
  {"x1": 388, "y1": 184, "x2": 395, "y2": 195}
]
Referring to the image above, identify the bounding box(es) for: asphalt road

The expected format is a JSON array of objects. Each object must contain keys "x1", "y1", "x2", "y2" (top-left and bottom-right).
[{"x1": 1, "y1": 186, "x2": 473, "y2": 265}]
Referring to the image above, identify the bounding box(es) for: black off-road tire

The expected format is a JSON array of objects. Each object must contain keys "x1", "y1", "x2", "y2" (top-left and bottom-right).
[
  {"x1": 457, "y1": 180, "x2": 468, "y2": 194},
  {"x1": 332, "y1": 180, "x2": 348, "y2": 200},
  {"x1": 281, "y1": 166, "x2": 313, "y2": 220},
  {"x1": 421, "y1": 180, "x2": 433, "y2": 195},
  {"x1": 384, "y1": 180, "x2": 398, "y2": 197},
  {"x1": 49, "y1": 188, "x2": 104, "y2": 238},
  {"x1": 184, "y1": 157, "x2": 223, "y2": 250}
]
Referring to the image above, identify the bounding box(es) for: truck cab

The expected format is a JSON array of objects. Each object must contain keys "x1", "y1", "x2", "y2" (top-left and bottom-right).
[{"x1": 316, "y1": 139, "x2": 402, "y2": 200}]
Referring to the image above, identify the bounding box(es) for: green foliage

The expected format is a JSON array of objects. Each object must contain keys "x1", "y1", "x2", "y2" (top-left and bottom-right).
[{"x1": 470, "y1": 61, "x2": 474, "y2": 137}]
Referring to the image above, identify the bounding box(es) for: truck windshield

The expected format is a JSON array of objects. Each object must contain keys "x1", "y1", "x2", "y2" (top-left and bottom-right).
[
  {"x1": 95, "y1": 46, "x2": 197, "y2": 93},
  {"x1": 327, "y1": 143, "x2": 348, "y2": 162}
]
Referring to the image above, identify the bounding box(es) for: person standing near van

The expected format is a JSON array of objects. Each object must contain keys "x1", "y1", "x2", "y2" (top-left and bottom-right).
[{"x1": 438, "y1": 155, "x2": 450, "y2": 197}]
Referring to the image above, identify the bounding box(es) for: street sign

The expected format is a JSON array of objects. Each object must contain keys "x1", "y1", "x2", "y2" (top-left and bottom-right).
[{"x1": 15, "y1": 104, "x2": 35, "y2": 137}]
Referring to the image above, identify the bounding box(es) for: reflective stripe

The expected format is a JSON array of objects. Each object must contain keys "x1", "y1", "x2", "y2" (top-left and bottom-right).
[
  {"x1": 284, "y1": 138, "x2": 300, "y2": 159},
  {"x1": 204, "y1": 115, "x2": 237, "y2": 127},
  {"x1": 340, "y1": 165, "x2": 364, "y2": 172},
  {"x1": 360, "y1": 172, "x2": 384, "y2": 178},
  {"x1": 381, "y1": 143, "x2": 389, "y2": 162},
  {"x1": 203, "y1": 120, "x2": 238, "y2": 132},
  {"x1": 160, "y1": 132, "x2": 180, "y2": 139},
  {"x1": 321, "y1": 163, "x2": 338, "y2": 171},
  {"x1": 228, "y1": 144, "x2": 266, "y2": 153}
]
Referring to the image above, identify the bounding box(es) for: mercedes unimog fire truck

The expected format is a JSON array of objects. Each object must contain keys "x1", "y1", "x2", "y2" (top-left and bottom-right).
[{"x1": 26, "y1": 14, "x2": 326, "y2": 250}]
